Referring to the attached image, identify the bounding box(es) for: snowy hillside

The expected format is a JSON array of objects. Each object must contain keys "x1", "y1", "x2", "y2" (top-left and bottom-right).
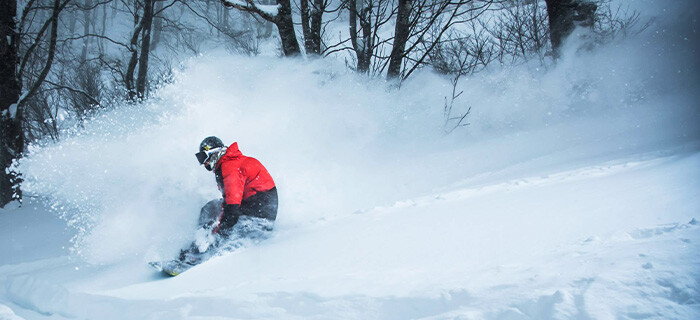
[
  {"x1": 1, "y1": 0, "x2": 699, "y2": 319},
  {"x1": 2, "y1": 152, "x2": 699, "y2": 319}
]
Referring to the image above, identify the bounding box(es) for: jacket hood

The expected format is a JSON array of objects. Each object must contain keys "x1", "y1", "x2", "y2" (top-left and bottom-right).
[{"x1": 217, "y1": 142, "x2": 242, "y2": 166}]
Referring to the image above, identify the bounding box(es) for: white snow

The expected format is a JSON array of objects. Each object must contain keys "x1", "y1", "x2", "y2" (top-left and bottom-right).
[
  {"x1": 7, "y1": 103, "x2": 17, "y2": 119},
  {"x1": 0, "y1": 304, "x2": 23, "y2": 320},
  {"x1": 0, "y1": 0, "x2": 698, "y2": 319}
]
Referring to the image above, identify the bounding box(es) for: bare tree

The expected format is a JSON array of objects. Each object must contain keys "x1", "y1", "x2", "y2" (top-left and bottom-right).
[
  {"x1": 592, "y1": 2, "x2": 650, "y2": 42},
  {"x1": 178, "y1": 1, "x2": 262, "y2": 55},
  {"x1": 300, "y1": 0, "x2": 313, "y2": 52},
  {"x1": 333, "y1": 0, "x2": 492, "y2": 79},
  {"x1": 81, "y1": 0, "x2": 93, "y2": 62},
  {"x1": 151, "y1": 0, "x2": 164, "y2": 50},
  {"x1": 300, "y1": 0, "x2": 327, "y2": 55},
  {"x1": 344, "y1": 0, "x2": 394, "y2": 73},
  {"x1": 22, "y1": 91, "x2": 62, "y2": 142},
  {"x1": 487, "y1": 0, "x2": 549, "y2": 64},
  {"x1": 221, "y1": 0, "x2": 301, "y2": 56},
  {"x1": 387, "y1": 0, "x2": 411, "y2": 78},
  {"x1": 125, "y1": 1, "x2": 146, "y2": 101},
  {"x1": 443, "y1": 76, "x2": 470, "y2": 134},
  {"x1": 136, "y1": 0, "x2": 156, "y2": 99},
  {"x1": 68, "y1": 62, "x2": 103, "y2": 121},
  {"x1": 0, "y1": 0, "x2": 73, "y2": 206},
  {"x1": 120, "y1": 0, "x2": 176, "y2": 101},
  {"x1": 0, "y1": 0, "x2": 23, "y2": 206},
  {"x1": 429, "y1": 20, "x2": 495, "y2": 76},
  {"x1": 398, "y1": 0, "x2": 493, "y2": 80}
]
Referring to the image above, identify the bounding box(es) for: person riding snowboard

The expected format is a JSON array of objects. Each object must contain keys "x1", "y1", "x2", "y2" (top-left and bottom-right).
[{"x1": 181, "y1": 136, "x2": 278, "y2": 264}]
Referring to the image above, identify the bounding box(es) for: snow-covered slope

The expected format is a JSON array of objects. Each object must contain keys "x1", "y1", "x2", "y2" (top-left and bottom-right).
[
  {"x1": 1, "y1": 151, "x2": 698, "y2": 319},
  {"x1": 1, "y1": 0, "x2": 698, "y2": 319}
]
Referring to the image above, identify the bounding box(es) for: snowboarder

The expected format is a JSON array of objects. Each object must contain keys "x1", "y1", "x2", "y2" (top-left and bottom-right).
[
  {"x1": 195, "y1": 136, "x2": 278, "y2": 233},
  {"x1": 154, "y1": 137, "x2": 278, "y2": 274}
]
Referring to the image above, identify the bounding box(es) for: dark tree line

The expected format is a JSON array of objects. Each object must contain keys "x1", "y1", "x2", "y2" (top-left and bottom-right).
[
  {"x1": 0, "y1": 0, "x2": 648, "y2": 207},
  {"x1": 0, "y1": 0, "x2": 274, "y2": 206},
  {"x1": 1, "y1": 0, "x2": 71, "y2": 205},
  {"x1": 0, "y1": 0, "x2": 23, "y2": 205}
]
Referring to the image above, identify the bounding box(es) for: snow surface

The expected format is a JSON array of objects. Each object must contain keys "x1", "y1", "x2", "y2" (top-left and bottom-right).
[{"x1": 1, "y1": 0, "x2": 699, "y2": 319}]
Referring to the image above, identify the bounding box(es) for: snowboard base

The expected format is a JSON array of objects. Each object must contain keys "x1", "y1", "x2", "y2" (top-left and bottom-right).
[{"x1": 149, "y1": 260, "x2": 195, "y2": 276}]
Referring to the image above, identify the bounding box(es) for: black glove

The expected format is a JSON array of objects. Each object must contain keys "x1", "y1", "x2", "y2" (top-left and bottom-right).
[{"x1": 219, "y1": 204, "x2": 241, "y2": 236}]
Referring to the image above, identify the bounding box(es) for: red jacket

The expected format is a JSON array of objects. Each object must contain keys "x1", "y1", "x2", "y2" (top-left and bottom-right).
[{"x1": 215, "y1": 142, "x2": 276, "y2": 206}]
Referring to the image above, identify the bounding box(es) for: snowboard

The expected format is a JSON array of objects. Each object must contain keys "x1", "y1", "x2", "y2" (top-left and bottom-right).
[
  {"x1": 149, "y1": 259, "x2": 196, "y2": 276},
  {"x1": 149, "y1": 199, "x2": 222, "y2": 276}
]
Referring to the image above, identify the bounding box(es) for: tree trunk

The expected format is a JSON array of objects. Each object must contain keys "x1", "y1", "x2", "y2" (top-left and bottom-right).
[
  {"x1": 348, "y1": 0, "x2": 359, "y2": 59},
  {"x1": 387, "y1": 0, "x2": 411, "y2": 79},
  {"x1": 348, "y1": 0, "x2": 372, "y2": 73},
  {"x1": 1, "y1": 0, "x2": 64, "y2": 206},
  {"x1": 301, "y1": 0, "x2": 324, "y2": 55},
  {"x1": 0, "y1": 2, "x2": 20, "y2": 114},
  {"x1": 358, "y1": 5, "x2": 373, "y2": 73},
  {"x1": 274, "y1": 0, "x2": 301, "y2": 56},
  {"x1": 99, "y1": 2, "x2": 107, "y2": 54},
  {"x1": 0, "y1": 0, "x2": 22, "y2": 206},
  {"x1": 126, "y1": 6, "x2": 144, "y2": 102},
  {"x1": 545, "y1": 0, "x2": 597, "y2": 58},
  {"x1": 220, "y1": 0, "x2": 300, "y2": 55},
  {"x1": 136, "y1": 0, "x2": 154, "y2": 99},
  {"x1": 309, "y1": 0, "x2": 324, "y2": 54},
  {"x1": 81, "y1": 0, "x2": 93, "y2": 63},
  {"x1": 300, "y1": 0, "x2": 313, "y2": 53},
  {"x1": 151, "y1": 0, "x2": 163, "y2": 51},
  {"x1": 126, "y1": 41, "x2": 139, "y2": 101}
]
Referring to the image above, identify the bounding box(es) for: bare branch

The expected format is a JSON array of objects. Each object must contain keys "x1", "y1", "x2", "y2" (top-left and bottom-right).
[
  {"x1": 18, "y1": 0, "x2": 70, "y2": 111},
  {"x1": 59, "y1": 34, "x2": 132, "y2": 50},
  {"x1": 220, "y1": 0, "x2": 276, "y2": 22},
  {"x1": 41, "y1": 79, "x2": 101, "y2": 106}
]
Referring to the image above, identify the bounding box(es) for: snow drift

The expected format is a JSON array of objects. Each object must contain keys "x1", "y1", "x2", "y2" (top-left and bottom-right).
[{"x1": 4, "y1": 0, "x2": 699, "y2": 318}]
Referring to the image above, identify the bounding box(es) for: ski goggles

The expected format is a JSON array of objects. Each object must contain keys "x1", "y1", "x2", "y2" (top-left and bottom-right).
[{"x1": 195, "y1": 147, "x2": 223, "y2": 165}]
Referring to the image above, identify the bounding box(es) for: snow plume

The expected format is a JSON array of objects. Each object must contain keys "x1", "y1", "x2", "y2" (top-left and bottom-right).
[
  {"x1": 17, "y1": 0, "x2": 699, "y2": 265},
  {"x1": 17, "y1": 57, "x2": 446, "y2": 264}
]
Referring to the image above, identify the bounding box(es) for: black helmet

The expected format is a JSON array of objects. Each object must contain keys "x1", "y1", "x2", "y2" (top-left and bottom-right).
[
  {"x1": 195, "y1": 136, "x2": 225, "y2": 165},
  {"x1": 200, "y1": 136, "x2": 224, "y2": 153}
]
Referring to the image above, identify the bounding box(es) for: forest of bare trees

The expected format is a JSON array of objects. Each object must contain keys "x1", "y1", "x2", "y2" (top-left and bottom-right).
[{"x1": 0, "y1": 0, "x2": 646, "y2": 206}]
